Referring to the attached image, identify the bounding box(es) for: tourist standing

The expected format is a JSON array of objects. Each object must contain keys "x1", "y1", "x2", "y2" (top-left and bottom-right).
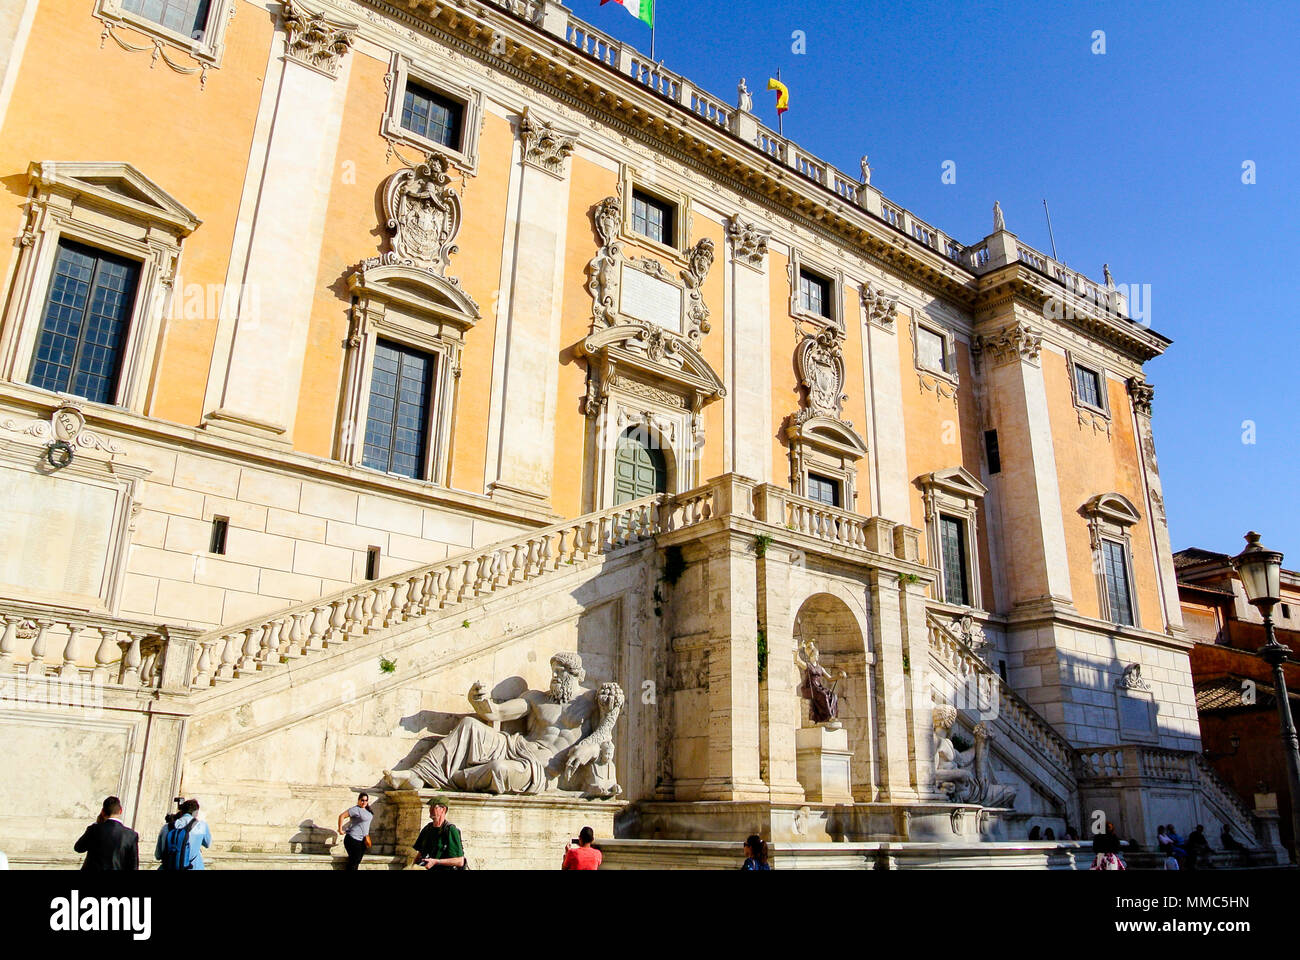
[
  {"x1": 741, "y1": 834, "x2": 770, "y2": 870},
  {"x1": 562, "y1": 826, "x2": 602, "y2": 870},
  {"x1": 156, "y1": 798, "x2": 212, "y2": 870},
  {"x1": 412, "y1": 798, "x2": 465, "y2": 870},
  {"x1": 337, "y1": 792, "x2": 373, "y2": 871},
  {"x1": 1089, "y1": 822, "x2": 1125, "y2": 870},
  {"x1": 1186, "y1": 824, "x2": 1211, "y2": 870},
  {"x1": 74, "y1": 796, "x2": 139, "y2": 870}
]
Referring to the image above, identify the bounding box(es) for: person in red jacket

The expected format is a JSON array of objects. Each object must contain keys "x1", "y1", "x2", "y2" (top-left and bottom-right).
[{"x1": 562, "y1": 826, "x2": 602, "y2": 870}]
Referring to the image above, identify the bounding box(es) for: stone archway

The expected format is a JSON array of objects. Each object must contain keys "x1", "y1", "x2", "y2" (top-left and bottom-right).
[{"x1": 793, "y1": 591, "x2": 875, "y2": 800}]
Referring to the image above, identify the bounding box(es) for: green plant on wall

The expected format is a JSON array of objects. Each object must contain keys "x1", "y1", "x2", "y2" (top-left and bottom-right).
[
  {"x1": 757, "y1": 627, "x2": 768, "y2": 681},
  {"x1": 379, "y1": 656, "x2": 398, "y2": 675},
  {"x1": 754, "y1": 533, "x2": 774, "y2": 558},
  {"x1": 899, "y1": 572, "x2": 922, "y2": 585},
  {"x1": 902, "y1": 654, "x2": 910, "y2": 674}
]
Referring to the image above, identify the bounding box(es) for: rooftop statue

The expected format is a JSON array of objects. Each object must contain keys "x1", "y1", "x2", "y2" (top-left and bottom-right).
[
  {"x1": 383, "y1": 652, "x2": 624, "y2": 797},
  {"x1": 737, "y1": 77, "x2": 753, "y2": 113},
  {"x1": 992, "y1": 201, "x2": 1005, "y2": 233},
  {"x1": 859, "y1": 154, "x2": 871, "y2": 185}
]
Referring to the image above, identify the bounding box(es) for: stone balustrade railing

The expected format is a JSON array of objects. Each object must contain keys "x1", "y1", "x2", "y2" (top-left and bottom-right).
[
  {"x1": 926, "y1": 611, "x2": 1075, "y2": 780},
  {"x1": 0, "y1": 603, "x2": 192, "y2": 690},
  {"x1": 188, "y1": 490, "x2": 679, "y2": 691},
  {"x1": 1076, "y1": 746, "x2": 1126, "y2": 779},
  {"x1": 1191, "y1": 753, "x2": 1258, "y2": 839}
]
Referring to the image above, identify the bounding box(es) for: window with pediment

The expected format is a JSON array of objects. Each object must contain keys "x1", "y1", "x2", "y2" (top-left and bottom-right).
[
  {"x1": 917, "y1": 467, "x2": 988, "y2": 609},
  {"x1": 0, "y1": 162, "x2": 199, "y2": 414},
  {"x1": 579, "y1": 194, "x2": 724, "y2": 510},
  {"x1": 339, "y1": 154, "x2": 479, "y2": 485},
  {"x1": 784, "y1": 325, "x2": 868, "y2": 509},
  {"x1": 1081, "y1": 492, "x2": 1142, "y2": 627}
]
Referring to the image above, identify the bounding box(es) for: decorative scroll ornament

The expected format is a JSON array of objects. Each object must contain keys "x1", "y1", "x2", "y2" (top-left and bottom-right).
[
  {"x1": 794, "y1": 325, "x2": 848, "y2": 421},
  {"x1": 377, "y1": 154, "x2": 463, "y2": 278},
  {"x1": 282, "y1": 1, "x2": 355, "y2": 78},
  {"x1": 951, "y1": 613, "x2": 989, "y2": 659},
  {"x1": 518, "y1": 108, "x2": 577, "y2": 178},
  {"x1": 1115, "y1": 662, "x2": 1151, "y2": 691},
  {"x1": 681, "y1": 238, "x2": 715, "y2": 347},
  {"x1": 726, "y1": 218, "x2": 770, "y2": 268},
  {"x1": 0, "y1": 400, "x2": 121, "y2": 455},
  {"x1": 972, "y1": 320, "x2": 1043, "y2": 367},
  {"x1": 587, "y1": 196, "x2": 623, "y2": 330},
  {"x1": 1127, "y1": 376, "x2": 1155, "y2": 417},
  {"x1": 861, "y1": 280, "x2": 899, "y2": 330}
]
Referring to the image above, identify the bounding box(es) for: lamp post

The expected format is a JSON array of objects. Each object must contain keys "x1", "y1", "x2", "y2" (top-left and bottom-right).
[{"x1": 1232, "y1": 531, "x2": 1300, "y2": 862}]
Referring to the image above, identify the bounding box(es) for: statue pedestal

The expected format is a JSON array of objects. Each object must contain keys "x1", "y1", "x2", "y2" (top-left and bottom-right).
[
  {"x1": 795, "y1": 725, "x2": 854, "y2": 804},
  {"x1": 384, "y1": 790, "x2": 625, "y2": 870}
]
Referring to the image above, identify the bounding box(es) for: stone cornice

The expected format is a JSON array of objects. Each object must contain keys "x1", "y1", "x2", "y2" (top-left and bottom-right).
[
  {"x1": 973, "y1": 263, "x2": 1170, "y2": 363},
  {"x1": 343, "y1": 0, "x2": 979, "y2": 308}
]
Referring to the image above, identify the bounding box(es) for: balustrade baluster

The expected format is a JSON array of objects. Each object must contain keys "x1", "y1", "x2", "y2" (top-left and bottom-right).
[
  {"x1": 92, "y1": 629, "x2": 118, "y2": 685},
  {"x1": 237, "y1": 627, "x2": 260, "y2": 674},
  {"x1": 192, "y1": 638, "x2": 215, "y2": 687},
  {"x1": 58, "y1": 623, "x2": 85, "y2": 679},
  {"x1": 260, "y1": 621, "x2": 280, "y2": 665},
  {"x1": 0, "y1": 616, "x2": 17, "y2": 673},
  {"x1": 118, "y1": 632, "x2": 142, "y2": 686},
  {"x1": 384, "y1": 581, "x2": 404, "y2": 627},
  {"x1": 215, "y1": 633, "x2": 240, "y2": 680},
  {"x1": 26, "y1": 619, "x2": 52, "y2": 677},
  {"x1": 329, "y1": 599, "x2": 348, "y2": 641}
]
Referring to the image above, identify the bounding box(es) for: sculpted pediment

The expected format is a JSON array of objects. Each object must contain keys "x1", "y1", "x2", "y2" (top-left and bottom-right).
[
  {"x1": 348, "y1": 261, "x2": 479, "y2": 329},
  {"x1": 577, "y1": 323, "x2": 724, "y2": 417},
  {"x1": 786, "y1": 413, "x2": 868, "y2": 460},
  {"x1": 28, "y1": 161, "x2": 200, "y2": 236},
  {"x1": 920, "y1": 465, "x2": 988, "y2": 501}
]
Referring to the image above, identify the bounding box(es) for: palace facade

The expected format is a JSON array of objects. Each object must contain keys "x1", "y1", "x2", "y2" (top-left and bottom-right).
[{"x1": 0, "y1": 0, "x2": 1277, "y2": 867}]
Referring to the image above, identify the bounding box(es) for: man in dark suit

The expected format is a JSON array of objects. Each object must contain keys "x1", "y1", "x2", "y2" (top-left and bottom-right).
[{"x1": 74, "y1": 796, "x2": 139, "y2": 870}]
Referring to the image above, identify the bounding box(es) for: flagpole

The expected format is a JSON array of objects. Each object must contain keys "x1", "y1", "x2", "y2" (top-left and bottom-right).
[{"x1": 650, "y1": 0, "x2": 655, "y2": 60}]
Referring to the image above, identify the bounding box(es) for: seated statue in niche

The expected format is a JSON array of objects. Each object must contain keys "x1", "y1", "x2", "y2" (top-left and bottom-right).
[
  {"x1": 932, "y1": 704, "x2": 1017, "y2": 808},
  {"x1": 383, "y1": 652, "x2": 624, "y2": 797},
  {"x1": 795, "y1": 638, "x2": 847, "y2": 726}
]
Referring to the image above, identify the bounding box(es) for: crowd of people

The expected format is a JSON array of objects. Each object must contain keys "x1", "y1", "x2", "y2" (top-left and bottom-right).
[{"x1": 71, "y1": 794, "x2": 1243, "y2": 871}]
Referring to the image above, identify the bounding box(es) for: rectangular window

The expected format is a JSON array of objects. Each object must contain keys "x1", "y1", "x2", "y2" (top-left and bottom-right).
[
  {"x1": 1075, "y1": 363, "x2": 1103, "y2": 409},
  {"x1": 806, "y1": 473, "x2": 840, "y2": 508},
  {"x1": 122, "y1": 0, "x2": 212, "y2": 40},
  {"x1": 917, "y1": 326, "x2": 947, "y2": 373},
  {"x1": 366, "y1": 546, "x2": 381, "y2": 581},
  {"x1": 1102, "y1": 539, "x2": 1134, "y2": 626},
  {"x1": 209, "y1": 517, "x2": 229, "y2": 555},
  {"x1": 29, "y1": 239, "x2": 141, "y2": 405},
  {"x1": 401, "y1": 80, "x2": 464, "y2": 149},
  {"x1": 630, "y1": 190, "x2": 674, "y2": 246},
  {"x1": 984, "y1": 429, "x2": 1001, "y2": 474},
  {"x1": 362, "y1": 339, "x2": 434, "y2": 480},
  {"x1": 1283, "y1": 603, "x2": 1292, "y2": 620},
  {"x1": 939, "y1": 514, "x2": 969, "y2": 606},
  {"x1": 799, "y1": 269, "x2": 831, "y2": 319}
]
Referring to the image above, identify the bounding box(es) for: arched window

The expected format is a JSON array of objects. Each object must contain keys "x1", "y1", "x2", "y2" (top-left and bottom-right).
[{"x1": 612, "y1": 427, "x2": 667, "y2": 504}]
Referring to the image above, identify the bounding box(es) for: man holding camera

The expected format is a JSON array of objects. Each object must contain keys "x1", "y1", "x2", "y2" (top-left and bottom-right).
[{"x1": 411, "y1": 798, "x2": 465, "y2": 870}]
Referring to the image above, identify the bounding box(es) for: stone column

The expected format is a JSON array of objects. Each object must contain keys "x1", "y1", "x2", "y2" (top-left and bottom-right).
[
  {"x1": 486, "y1": 112, "x2": 576, "y2": 507},
  {"x1": 1128, "y1": 378, "x2": 1185, "y2": 634},
  {"x1": 756, "y1": 545, "x2": 805, "y2": 803},
  {"x1": 865, "y1": 302, "x2": 909, "y2": 522},
  {"x1": 899, "y1": 576, "x2": 941, "y2": 798},
  {"x1": 727, "y1": 219, "x2": 773, "y2": 484},
  {"x1": 203, "y1": 7, "x2": 356, "y2": 443},
  {"x1": 868, "y1": 568, "x2": 918, "y2": 801},
  {"x1": 973, "y1": 316, "x2": 1073, "y2": 606},
  {"x1": 698, "y1": 530, "x2": 767, "y2": 801}
]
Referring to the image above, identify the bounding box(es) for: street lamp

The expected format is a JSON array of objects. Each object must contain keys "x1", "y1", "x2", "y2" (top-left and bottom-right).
[{"x1": 1232, "y1": 531, "x2": 1300, "y2": 862}]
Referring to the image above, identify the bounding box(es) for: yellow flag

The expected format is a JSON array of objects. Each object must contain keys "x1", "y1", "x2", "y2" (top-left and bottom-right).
[{"x1": 766, "y1": 78, "x2": 789, "y2": 114}]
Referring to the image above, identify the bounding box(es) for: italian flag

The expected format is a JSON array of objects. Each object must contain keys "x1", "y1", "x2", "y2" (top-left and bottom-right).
[{"x1": 601, "y1": 0, "x2": 654, "y2": 28}]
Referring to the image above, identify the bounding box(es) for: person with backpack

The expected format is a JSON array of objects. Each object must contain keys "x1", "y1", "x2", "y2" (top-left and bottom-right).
[
  {"x1": 412, "y1": 798, "x2": 465, "y2": 870},
  {"x1": 155, "y1": 798, "x2": 212, "y2": 870}
]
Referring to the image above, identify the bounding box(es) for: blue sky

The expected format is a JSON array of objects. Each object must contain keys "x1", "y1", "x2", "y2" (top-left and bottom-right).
[{"x1": 584, "y1": 0, "x2": 1300, "y2": 561}]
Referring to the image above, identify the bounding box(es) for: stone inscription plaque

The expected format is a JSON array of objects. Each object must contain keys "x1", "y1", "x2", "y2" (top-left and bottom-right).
[{"x1": 620, "y1": 265, "x2": 682, "y2": 332}]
